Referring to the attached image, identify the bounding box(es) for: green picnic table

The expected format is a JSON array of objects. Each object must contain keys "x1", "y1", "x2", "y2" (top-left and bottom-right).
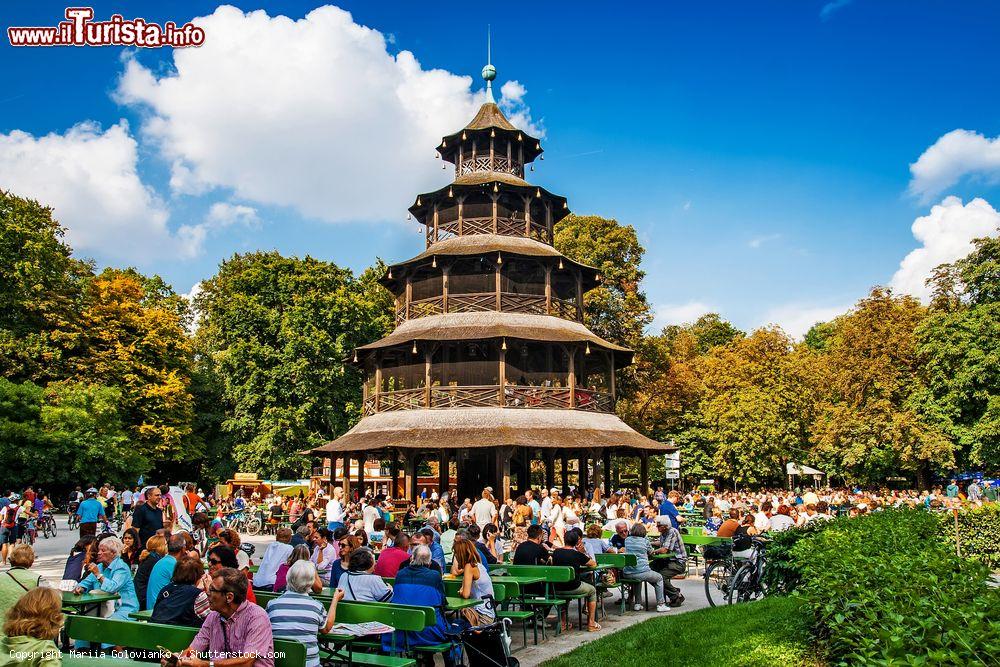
[
  {"x1": 445, "y1": 596, "x2": 483, "y2": 611},
  {"x1": 128, "y1": 609, "x2": 153, "y2": 620},
  {"x1": 60, "y1": 591, "x2": 120, "y2": 650},
  {"x1": 681, "y1": 534, "x2": 731, "y2": 546}
]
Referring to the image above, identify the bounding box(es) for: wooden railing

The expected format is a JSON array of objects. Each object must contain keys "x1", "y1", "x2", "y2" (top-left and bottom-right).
[
  {"x1": 362, "y1": 385, "x2": 614, "y2": 415},
  {"x1": 459, "y1": 156, "x2": 521, "y2": 177},
  {"x1": 396, "y1": 292, "x2": 579, "y2": 324},
  {"x1": 431, "y1": 216, "x2": 552, "y2": 244}
]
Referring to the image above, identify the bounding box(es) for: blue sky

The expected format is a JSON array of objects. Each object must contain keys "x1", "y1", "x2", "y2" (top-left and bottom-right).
[{"x1": 3, "y1": 1, "x2": 1000, "y2": 336}]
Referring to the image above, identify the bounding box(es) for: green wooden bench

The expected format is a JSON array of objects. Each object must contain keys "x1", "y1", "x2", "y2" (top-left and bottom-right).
[
  {"x1": 255, "y1": 591, "x2": 427, "y2": 666},
  {"x1": 488, "y1": 564, "x2": 573, "y2": 639},
  {"x1": 594, "y1": 552, "x2": 636, "y2": 615},
  {"x1": 65, "y1": 616, "x2": 306, "y2": 667}
]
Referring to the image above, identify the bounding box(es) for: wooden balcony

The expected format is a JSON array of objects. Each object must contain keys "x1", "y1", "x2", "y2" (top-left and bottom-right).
[
  {"x1": 361, "y1": 384, "x2": 614, "y2": 415},
  {"x1": 433, "y1": 216, "x2": 551, "y2": 244},
  {"x1": 395, "y1": 292, "x2": 579, "y2": 325}
]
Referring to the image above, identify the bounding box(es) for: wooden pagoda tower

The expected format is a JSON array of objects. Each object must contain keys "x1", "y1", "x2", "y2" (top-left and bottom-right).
[{"x1": 311, "y1": 61, "x2": 671, "y2": 502}]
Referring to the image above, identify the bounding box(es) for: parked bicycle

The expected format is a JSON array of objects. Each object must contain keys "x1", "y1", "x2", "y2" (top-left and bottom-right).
[
  {"x1": 727, "y1": 536, "x2": 769, "y2": 604},
  {"x1": 224, "y1": 508, "x2": 263, "y2": 535}
]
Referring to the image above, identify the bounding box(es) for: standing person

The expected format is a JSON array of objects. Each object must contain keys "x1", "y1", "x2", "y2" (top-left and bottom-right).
[
  {"x1": 326, "y1": 487, "x2": 346, "y2": 531},
  {"x1": 75, "y1": 489, "x2": 105, "y2": 538},
  {"x1": 967, "y1": 480, "x2": 983, "y2": 503},
  {"x1": 550, "y1": 531, "x2": 601, "y2": 632},
  {"x1": 526, "y1": 490, "x2": 540, "y2": 526},
  {"x1": 183, "y1": 484, "x2": 203, "y2": 516},
  {"x1": 129, "y1": 487, "x2": 165, "y2": 546},
  {"x1": 471, "y1": 491, "x2": 498, "y2": 529},
  {"x1": 946, "y1": 479, "x2": 960, "y2": 498},
  {"x1": 511, "y1": 496, "x2": 532, "y2": 549},
  {"x1": 549, "y1": 493, "x2": 566, "y2": 547},
  {"x1": 362, "y1": 498, "x2": 381, "y2": 534},
  {"x1": 1, "y1": 495, "x2": 19, "y2": 566},
  {"x1": 121, "y1": 486, "x2": 134, "y2": 517},
  {"x1": 658, "y1": 490, "x2": 684, "y2": 530}
]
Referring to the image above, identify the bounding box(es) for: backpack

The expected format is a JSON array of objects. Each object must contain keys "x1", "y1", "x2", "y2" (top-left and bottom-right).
[{"x1": 2, "y1": 506, "x2": 16, "y2": 528}]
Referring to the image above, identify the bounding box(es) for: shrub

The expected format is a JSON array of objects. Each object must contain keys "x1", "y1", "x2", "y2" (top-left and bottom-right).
[
  {"x1": 937, "y1": 503, "x2": 1000, "y2": 570},
  {"x1": 792, "y1": 509, "x2": 1000, "y2": 665},
  {"x1": 760, "y1": 518, "x2": 833, "y2": 593}
]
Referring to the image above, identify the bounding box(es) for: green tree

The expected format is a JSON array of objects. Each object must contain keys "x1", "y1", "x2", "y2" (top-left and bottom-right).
[
  {"x1": 196, "y1": 252, "x2": 392, "y2": 478},
  {"x1": 0, "y1": 190, "x2": 90, "y2": 383},
  {"x1": 811, "y1": 288, "x2": 953, "y2": 485},
  {"x1": 554, "y1": 214, "x2": 653, "y2": 349},
  {"x1": 699, "y1": 327, "x2": 820, "y2": 486}
]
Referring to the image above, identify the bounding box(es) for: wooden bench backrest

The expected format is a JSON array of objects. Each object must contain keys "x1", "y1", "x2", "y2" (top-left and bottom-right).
[
  {"x1": 65, "y1": 616, "x2": 307, "y2": 667},
  {"x1": 595, "y1": 553, "x2": 637, "y2": 568}
]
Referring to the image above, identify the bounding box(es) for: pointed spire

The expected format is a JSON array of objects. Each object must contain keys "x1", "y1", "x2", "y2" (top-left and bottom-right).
[{"x1": 482, "y1": 25, "x2": 496, "y2": 103}]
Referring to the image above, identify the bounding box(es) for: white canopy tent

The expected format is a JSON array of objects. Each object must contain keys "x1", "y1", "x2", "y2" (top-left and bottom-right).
[{"x1": 786, "y1": 462, "x2": 826, "y2": 488}]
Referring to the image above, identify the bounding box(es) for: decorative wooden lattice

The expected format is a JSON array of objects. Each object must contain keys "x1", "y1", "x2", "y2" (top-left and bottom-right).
[
  {"x1": 430, "y1": 385, "x2": 500, "y2": 408},
  {"x1": 504, "y1": 385, "x2": 573, "y2": 408},
  {"x1": 378, "y1": 388, "x2": 426, "y2": 412},
  {"x1": 460, "y1": 156, "x2": 519, "y2": 176},
  {"x1": 447, "y1": 292, "x2": 496, "y2": 313},
  {"x1": 399, "y1": 293, "x2": 579, "y2": 322},
  {"x1": 575, "y1": 390, "x2": 614, "y2": 413},
  {"x1": 500, "y1": 293, "x2": 547, "y2": 315},
  {"x1": 409, "y1": 297, "x2": 443, "y2": 319}
]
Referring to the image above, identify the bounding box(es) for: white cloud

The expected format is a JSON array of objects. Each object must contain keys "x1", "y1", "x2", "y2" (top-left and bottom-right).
[
  {"x1": 181, "y1": 282, "x2": 203, "y2": 333},
  {"x1": 759, "y1": 303, "x2": 850, "y2": 340},
  {"x1": 909, "y1": 129, "x2": 1000, "y2": 202},
  {"x1": 653, "y1": 301, "x2": 714, "y2": 330},
  {"x1": 205, "y1": 202, "x2": 260, "y2": 229},
  {"x1": 748, "y1": 233, "x2": 782, "y2": 249},
  {"x1": 116, "y1": 5, "x2": 540, "y2": 224},
  {"x1": 0, "y1": 121, "x2": 198, "y2": 260},
  {"x1": 820, "y1": 0, "x2": 854, "y2": 21},
  {"x1": 890, "y1": 196, "x2": 1000, "y2": 300}
]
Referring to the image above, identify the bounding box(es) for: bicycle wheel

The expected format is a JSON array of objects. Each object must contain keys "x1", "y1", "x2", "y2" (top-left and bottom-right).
[
  {"x1": 245, "y1": 517, "x2": 262, "y2": 536},
  {"x1": 42, "y1": 521, "x2": 51, "y2": 539},
  {"x1": 728, "y1": 564, "x2": 767, "y2": 604},
  {"x1": 51, "y1": 518, "x2": 57, "y2": 536},
  {"x1": 703, "y1": 560, "x2": 735, "y2": 607}
]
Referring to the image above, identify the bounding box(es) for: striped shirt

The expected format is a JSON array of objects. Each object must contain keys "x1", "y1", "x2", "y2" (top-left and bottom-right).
[{"x1": 266, "y1": 591, "x2": 324, "y2": 667}]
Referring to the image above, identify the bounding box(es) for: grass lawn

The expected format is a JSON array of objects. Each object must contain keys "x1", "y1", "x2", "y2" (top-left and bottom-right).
[{"x1": 540, "y1": 596, "x2": 824, "y2": 667}]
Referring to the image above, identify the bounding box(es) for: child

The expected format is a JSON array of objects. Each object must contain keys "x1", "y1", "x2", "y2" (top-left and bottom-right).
[{"x1": 0, "y1": 587, "x2": 62, "y2": 667}]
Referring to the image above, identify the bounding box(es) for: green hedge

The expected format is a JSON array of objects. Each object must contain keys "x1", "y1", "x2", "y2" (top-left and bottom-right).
[
  {"x1": 792, "y1": 510, "x2": 1000, "y2": 665},
  {"x1": 760, "y1": 519, "x2": 833, "y2": 593},
  {"x1": 937, "y1": 503, "x2": 1000, "y2": 570}
]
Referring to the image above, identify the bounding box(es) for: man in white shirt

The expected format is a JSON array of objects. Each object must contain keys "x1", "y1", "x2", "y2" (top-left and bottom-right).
[
  {"x1": 471, "y1": 490, "x2": 498, "y2": 528},
  {"x1": 753, "y1": 502, "x2": 772, "y2": 532},
  {"x1": 253, "y1": 527, "x2": 294, "y2": 590},
  {"x1": 539, "y1": 489, "x2": 553, "y2": 525},
  {"x1": 121, "y1": 488, "x2": 134, "y2": 512},
  {"x1": 326, "y1": 487, "x2": 346, "y2": 530}
]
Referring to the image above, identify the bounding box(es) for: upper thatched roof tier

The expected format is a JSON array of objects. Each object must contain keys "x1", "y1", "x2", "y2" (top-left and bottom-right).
[
  {"x1": 354, "y1": 312, "x2": 633, "y2": 365},
  {"x1": 380, "y1": 235, "x2": 600, "y2": 290},
  {"x1": 437, "y1": 103, "x2": 543, "y2": 166},
  {"x1": 308, "y1": 406, "x2": 672, "y2": 454}
]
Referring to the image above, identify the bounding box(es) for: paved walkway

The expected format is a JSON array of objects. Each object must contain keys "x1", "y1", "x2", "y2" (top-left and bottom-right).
[{"x1": 515, "y1": 575, "x2": 710, "y2": 666}]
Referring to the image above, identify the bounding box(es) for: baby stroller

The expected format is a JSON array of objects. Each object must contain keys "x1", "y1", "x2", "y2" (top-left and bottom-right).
[{"x1": 458, "y1": 616, "x2": 518, "y2": 667}]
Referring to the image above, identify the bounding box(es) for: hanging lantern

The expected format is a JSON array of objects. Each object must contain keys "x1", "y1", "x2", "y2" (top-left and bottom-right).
[
  {"x1": 462, "y1": 131, "x2": 467, "y2": 140},
  {"x1": 441, "y1": 140, "x2": 446, "y2": 147},
  {"x1": 558, "y1": 258, "x2": 564, "y2": 270},
  {"x1": 501, "y1": 338, "x2": 507, "y2": 351},
  {"x1": 412, "y1": 341, "x2": 418, "y2": 354},
  {"x1": 585, "y1": 341, "x2": 591, "y2": 355},
  {"x1": 448, "y1": 187, "x2": 453, "y2": 198},
  {"x1": 407, "y1": 213, "x2": 412, "y2": 220},
  {"x1": 353, "y1": 350, "x2": 358, "y2": 363},
  {"x1": 518, "y1": 133, "x2": 522, "y2": 142},
  {"x1": 387, "y1": 268, "x2": 393, "y2": 279},
  {"x1": 432, "y1": 256, "x2": 437, "y2": 268},
  {"x1": 417, "y1": 197, "x2": 422, "y2": 206},
  {"x1": 536, "y1": 188, "x2": 541, "y2": 198},
  {"x1": 563, "y1": 202, "x2": 568, "y2": 209},
  {"x1": 493, "y1": 182, "x2": 499, "y2": 193},
  {"x1": 491, "y1": 129, "x2": 496, "y2": 138},
  {"x1": 536, "y1": 142, "x2": 540, "y2": 150},
  {"x1": 497, "y1": 252, "x2": 503, "y2": 264},
  {"x1": 442, "y1": 163, "x2": 447, "y2": 169}
]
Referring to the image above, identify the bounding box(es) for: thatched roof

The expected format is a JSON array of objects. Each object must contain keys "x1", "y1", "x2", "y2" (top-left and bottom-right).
[
  {"x1": 454, "y1": 171, "x2": 529, "y2": 188},
  {"x1": 408, "y1": 179, "x2": 569, "y2": 226},
  {"x1": 381, "y1": 235, "x2": 600, "y2": 290},
  {"x1": 308, "y1": 407, "x2": 672, "y2": 454},
  {"x1": 465, "y1": 103, "x2": 518, "y2": 131},
  {"x1": 356, "y1": 311, "x2": 632, "y2": 363}
]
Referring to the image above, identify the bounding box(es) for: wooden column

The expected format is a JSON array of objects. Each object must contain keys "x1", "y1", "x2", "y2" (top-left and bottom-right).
[
  {"x1": 458, "y1": 197, "x2": 464, "y2": 236},
  {"x1": 490, "y1": 136, "x2": 495, "y2": 171},
  {"x1": 518, "y1": 448, "x2": 530, "y2": 494},
  {"x1": 491, "y1": 194, "x2": 499, "y2": 234},
  {"x1": 432, "y1": 204, "x2": 439, "y2": 244},
  {"x1": 356, "y1": 452, "x2": 366, "y2": 497},
  {"x1": 544, "y1": 266, "x2": 552, "y2": 314},
  {"x1": 602, "y1": 449, "x2": 612, "y2": 494},
  {"x1": 442, "y1": 265, "x2": 450, "y2": 313},
  {"x1": 341, "y1": 454, "x2": 351, "y2": 497},
  {"x1": 498, "y1": 343, "x2": 506, "y2": 406},
  {"x1": 495, "y1": 262, "x2": 502, "y2": 311},
  {"x1": 579, "y1": 453, "x2": 589, "y2": 492},
  {"x1": 545, "y1": 202, "x2": 553, "y2": 244},
  {"x1": 438, "y1": 449, "x2": 449, "y2": 496},
  {"x1": 575, "y1": 270, "x2": 583, "y2": 321},
  {"x1": 424, "y1": 348, "x2": 432, "y2": 408},
  {"x1": 374, "y1": 356, "x2": 382, "y2": 412},
  {"x1": 544, "y1": 451, "x2": 555, "y2": 491},
  {"x1": 640, "y1": 451, "x2": 649, "y2": 495},
  {"x1": 404, "y1": 452, "x2": 418, "y2": 502},
  {"x1": 389, "y1": 449, "x2": 399, "y2": 499},
  {"x1": 499, "y1": 447, "x2": 513, "y2": 502},
  {"x1": 405, "y1": 276, "x2": 412, "y2": 320},
  {"x1": 610, "y1": 352, "x2": 616, "y2": 404},
  {"x1": 524, "y1": 196, "x2": 532, "y2": 236},
  {"x1": 567, "y1": 346, "x2": 576, "y2": 408}
]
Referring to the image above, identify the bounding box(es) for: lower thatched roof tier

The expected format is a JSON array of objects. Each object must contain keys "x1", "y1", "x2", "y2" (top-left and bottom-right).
[
  {"x1": 355, "y1": 312, "x2": 633, "y2": 364},
  {"x1": 309, "y1": 407, "x2": 672, "y2": 454}
]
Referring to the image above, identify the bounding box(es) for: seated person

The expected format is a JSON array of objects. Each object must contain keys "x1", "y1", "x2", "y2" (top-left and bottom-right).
[
  {"x1": 622, "y1": 523, "x2": 668, "y2": 613},
  {"x1": 166, "y1": 568, "x2": 272, "y2": 667},
  {"x1": 582, "y1": 524, "x2": 612, "y2": 558},
  {"x1": 254, "y1": 528, "x2": 294, "y2": 591},
  {"x1": 450, "y1": 540, "x2": 495, "y2": 627},
  {"x1": 550, "y1": 530, "x2": 601, "y2": 632},
  {"x1": 465, "y1": 524, "x2": 498, "y2": 565},
  {"x1": 0, "y1": 587, "x2": 62, "y2": 667},
  {"x1": 373, "y1": 532, "x2": 410, "y2": 578},
  {"x1": 62, "y1": 536, "x2": 98, "y2": 583},
  {"x1": 609, "y1": 521, "x2": 629, "y2": 551},
  {"x1": 73, "y1": 537, "x2": 139, "y2": 623},
  {"x1": 0, "y1": 544, "x2": 47, "y2": 619},
  {"x1": 198, "y1": 545, "x2": 257, "y2": 605},
  {"x1": 338, "y1": 548, "x2": 392, "y2": 602},
  {"x1": 151, "y1": 556, "x2": 211, "y2": 627},
  {"x1": 267, "y1": 561, "x2": 342, "y2": 667},
  {"x1": 133, "y1": 535, "x2": 168, "y2": 611},
  {"x1": 385, "y1": 545, "x2": 457, "y2": 663},
  {"x1": 273, "y1": 545, "x2": 321, "y2": 593}
]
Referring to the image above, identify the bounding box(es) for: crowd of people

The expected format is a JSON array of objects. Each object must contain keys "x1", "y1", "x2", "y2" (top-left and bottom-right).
[{"x1": 0, "y1": 476, "x2": 995, "y2": 666}]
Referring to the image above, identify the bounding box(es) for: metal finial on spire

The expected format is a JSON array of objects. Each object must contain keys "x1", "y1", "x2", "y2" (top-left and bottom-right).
[{"x1": 482, "y1": 25, "x2": 496, "y2": 103}]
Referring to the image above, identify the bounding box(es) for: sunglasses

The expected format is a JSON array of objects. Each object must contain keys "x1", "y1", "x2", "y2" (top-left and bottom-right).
[{"x1": 208, "y1": 558, "x2": 222, "y2": 565}]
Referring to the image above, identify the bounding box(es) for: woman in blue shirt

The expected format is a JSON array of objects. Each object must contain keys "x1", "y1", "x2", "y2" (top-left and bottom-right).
[{"x1": 73, "y1": 536, "x2": 139, "y2": 622}]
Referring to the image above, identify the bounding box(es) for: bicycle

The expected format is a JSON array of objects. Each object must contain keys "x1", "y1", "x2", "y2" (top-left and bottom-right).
[
  {"x1": 727, "y1": 537, "x2": 769, "y2": 604},
  {"x1": 66, "y1": 504, "x2": 80, "y2": 530},
  {"x1": 38, "y1": 513, "x2": 57, "y2": 539},
  {"x1": 702, "y1": 547, "x2": 741, "y2": 607},
  {"x1": 224, "y1": 509, "x2": 262, "y2": 536}
]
